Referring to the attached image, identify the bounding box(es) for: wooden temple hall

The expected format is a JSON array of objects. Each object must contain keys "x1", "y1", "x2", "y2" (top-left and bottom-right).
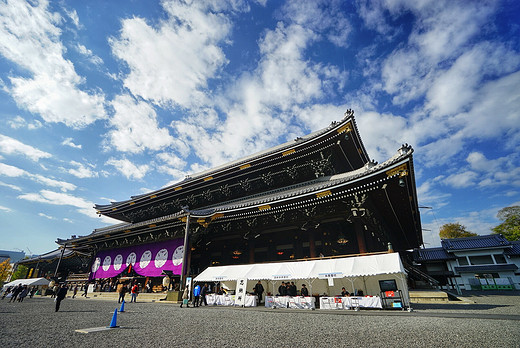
[{"x1": 58, "y1": 110, "x2": 423, "y2": 283}]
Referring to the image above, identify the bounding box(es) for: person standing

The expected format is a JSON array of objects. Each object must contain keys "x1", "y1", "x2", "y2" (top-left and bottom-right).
[
  {"x1": 118, "y1": 284, "x2": 128, "y2": 303},
  {"x1": 278, "y1": 282, "x2": 287, "y2": 296},
  {"x1": 193, "y1": 283, "x2": 201, "y2": 307},
  {"x1": 180, "y1": 285, "x2": 190, "y2": 308},
  {"x1": 55, "y1": 284, "x2": 68, "y2": 312},
  {"x1": 300, "y1": 284, "x2": 309, "y2": 297},
  {"x1": 200, "y1": 283, "x2": 209, "y2": 306},
  {"x1": 289, "y1": 282, "x2": 297, "y2": 296},
  {"x1": 130, "y1": 283, "x2": 139, "y2": 303},
  {"x1": 254, "y1": 281, "x2": 264, "y2": 303}
]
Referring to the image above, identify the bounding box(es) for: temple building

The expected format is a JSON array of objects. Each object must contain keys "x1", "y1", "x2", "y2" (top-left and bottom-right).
[{"x1": 57, "y1": 110, "x2": 423, "y2": 286}]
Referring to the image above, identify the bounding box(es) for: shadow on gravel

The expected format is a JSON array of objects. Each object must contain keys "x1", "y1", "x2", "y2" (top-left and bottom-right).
[
  {"x1": 412, "y1": 303, "x2": 509, "y2": 311},
  {"x1": 58, "y1": 310, "x2": 97, "y2": 313}
]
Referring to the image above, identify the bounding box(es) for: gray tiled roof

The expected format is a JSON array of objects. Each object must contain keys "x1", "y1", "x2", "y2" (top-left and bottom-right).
[
  {"x1": 441, "y1": 234, "x2": 510, "y2": 250},
  {"x1": 413, "y1": 247, "x2": 454, "y2": 261},
  {"x1": 505, "y1": 241, "x2": 520, "y2": 256}
]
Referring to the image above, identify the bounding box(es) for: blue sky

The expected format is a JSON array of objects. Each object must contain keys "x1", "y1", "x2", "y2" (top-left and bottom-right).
[{"x1": 0, "y1": 0, "x2": 519, "y2": 255}]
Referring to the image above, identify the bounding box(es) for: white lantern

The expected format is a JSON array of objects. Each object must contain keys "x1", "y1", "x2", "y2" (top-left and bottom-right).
[{"x1": 162, "y1": 276, "x2": 170, "y2": 287}]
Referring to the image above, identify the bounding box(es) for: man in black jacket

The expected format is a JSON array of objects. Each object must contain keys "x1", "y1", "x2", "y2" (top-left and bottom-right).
[
  {"x1": 55, "y1": 284, "x2": 68, "y2": 312},
  {"x1": 254, "y1": 281, "x2": 264, "y2": 303}
]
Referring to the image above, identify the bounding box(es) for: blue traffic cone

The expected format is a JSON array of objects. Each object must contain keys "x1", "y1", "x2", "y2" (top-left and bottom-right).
[
  {"x1": 107, "y1": 309, "x2": 119, "y2": 328},
  {"x1": 119, "y1": 300, "x2": 125, "y2": 312}
]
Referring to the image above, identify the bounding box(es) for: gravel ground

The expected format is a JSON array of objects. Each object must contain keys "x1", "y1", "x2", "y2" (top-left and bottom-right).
[{"x1": 1, "y1": 295, "x2": 519, "y2": 348}]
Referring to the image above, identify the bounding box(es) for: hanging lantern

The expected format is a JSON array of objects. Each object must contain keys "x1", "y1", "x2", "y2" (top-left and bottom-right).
[
  {"x1": 49, "y1": 280, "x2": 55, "y2": 288},
  {"x1": 162, "y1": 276, "x2": 170, "y2": 287},
  {"x1": 337, "y1": 232, "x2": 349, "y2": 244}
]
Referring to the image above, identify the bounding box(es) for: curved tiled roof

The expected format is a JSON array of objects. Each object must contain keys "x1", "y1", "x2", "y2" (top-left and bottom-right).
[
  {"x1": 413, "y1": 247, "x2": 454, "y2": 261},
  {"x1": 441, "y1": 234, "x2": 510, "y2": 250}
]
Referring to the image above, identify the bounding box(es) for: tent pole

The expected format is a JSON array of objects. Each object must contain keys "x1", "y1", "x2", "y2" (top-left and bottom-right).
[{"x1": 180, "y1": 212, "x2": 191, "y2": 289}]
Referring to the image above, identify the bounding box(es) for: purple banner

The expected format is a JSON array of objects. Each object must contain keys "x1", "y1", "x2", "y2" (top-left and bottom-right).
[{"x1": 90, "y1": 238, "x2": 184, "y2": 279}]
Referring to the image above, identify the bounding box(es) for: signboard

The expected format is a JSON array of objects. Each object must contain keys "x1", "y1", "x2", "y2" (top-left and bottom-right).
[
  {"x1": 235, "y1": 278, "x2": 247, "y2": 306},
  {"x1": 318, "y1": 272, "x2": 343, "y2": 279},
  {"x1": 186, "y1": 277, "x2": 193, "y2": 300}
]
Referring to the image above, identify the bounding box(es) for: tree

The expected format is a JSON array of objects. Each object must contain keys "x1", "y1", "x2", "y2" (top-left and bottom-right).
[
  {"x1": 0, "y1": 259, "x2": 11, "y2": 284},
  {"x1": 10, "y1": 264, "x2": 28, "y2": 281},
  {"x1": 439, "y1": 223, "x2": 478, "y2": 239},
  {"x1": 492, "y1": 206, "x2": 520, "y2": 241}
]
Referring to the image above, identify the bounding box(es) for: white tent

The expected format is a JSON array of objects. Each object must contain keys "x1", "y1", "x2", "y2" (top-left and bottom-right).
[
  {"x1": 194, "y1": 253, "x2": 409, "y2": 306},
  {"x1": 3, "y1": 277, "x2": 50, "y2": 288}
]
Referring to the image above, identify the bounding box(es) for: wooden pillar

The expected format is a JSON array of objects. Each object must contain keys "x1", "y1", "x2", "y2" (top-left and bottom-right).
[
  {"x1": 249, "y1": 241, "x2": 255, "y2": 264},
  {"x1": 308, "y1": 229, "x2": 316, "y2": 258},
  {"x1": 354, "y1": 221, "x2": 367, "y2": 254}
]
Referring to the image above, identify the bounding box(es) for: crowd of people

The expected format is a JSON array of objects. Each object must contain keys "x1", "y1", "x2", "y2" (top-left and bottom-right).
[{"x1": 1, "y1": 284, "x2": 37, "y2": 302}]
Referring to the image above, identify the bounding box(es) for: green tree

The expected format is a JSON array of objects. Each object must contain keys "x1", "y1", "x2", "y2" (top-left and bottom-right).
[
  {"x1": 492, "y1": 206, "x2": 520, "y2": 241},
  {"x1": 10, "y1": 264, "x2": 28, "y2": 281},
  {"x1": 0, "y1": 259, "x2": 11, "y2": 284},
  {"x1": 439, "y1": 223, "x2": 478, "y2": 239}
]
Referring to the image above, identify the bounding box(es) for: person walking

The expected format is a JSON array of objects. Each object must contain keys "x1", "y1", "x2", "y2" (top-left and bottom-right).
[
  {"x1": 180, "y1": 285, "x2": 190, "y2": 308},
  {"x1": 55, "y1": 284, "x2": 68, "y2": 312},
  {"x1": 254, "y1": 281, "x2": 264, "y2": 303},
  {"x1": 9, "y1": 284, "x2": 23, "y2": 302},
  {"x1": 17, "y1": 285, "x2": 29, "y2": 302},
  {"x1": 51, "y1": 284, "x2": 59, "y2": 298},
  {"x1": 72, "y1": 285, "x2": 79, "y2": 299},
  {"x1": 130, "y1": 283, "x2": 139, "y2": 303},
  {"x1": 2, "y1": 286, "x2": 12, "y2": 300},
  {"x1": 81, "y1": 282, "x2": 88, "y2": 297},
  {"x1": 193, "y1": 283, "x2": 201, "y2": 307}
]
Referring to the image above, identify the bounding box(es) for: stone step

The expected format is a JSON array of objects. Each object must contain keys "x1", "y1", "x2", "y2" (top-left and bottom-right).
[{"x1": 409, "y1": 290, "x2": 449, "y2": 303}]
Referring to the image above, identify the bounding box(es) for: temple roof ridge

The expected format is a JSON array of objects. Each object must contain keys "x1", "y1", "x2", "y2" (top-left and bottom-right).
[{"x1": 94, "y1": 111, "x2": 367, "y2": 211}]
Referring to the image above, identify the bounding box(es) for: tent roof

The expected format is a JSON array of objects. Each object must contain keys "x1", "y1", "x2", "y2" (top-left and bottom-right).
[
  {"x1": 3, "y1": 277, "x2": 50, "y2": 288},
  {"x1": 194, "y1": 253, "x2": 405, "y2": 282}
]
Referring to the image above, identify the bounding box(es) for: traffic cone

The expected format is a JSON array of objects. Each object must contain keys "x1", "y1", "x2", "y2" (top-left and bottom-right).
[
  {"x1": 119, "y1": 300, "x2": 125, "y2": 312},
  {"x1": 107, "y1": 309, "x2": 119, "y2": 328}
]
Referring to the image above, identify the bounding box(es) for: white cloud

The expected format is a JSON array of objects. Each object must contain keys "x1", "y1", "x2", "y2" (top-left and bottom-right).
[
  {"x1": 0, "y1": 0, "x2": 106, "y2": 128},
  {"x1": 38, "y1": 212, "x2": 56, "y2": 220},
  {"x1": 0, "y1": 162, "x2": 26, "y2": 177},
  {"x1": 7, "y1": 116, "x2": 43, "y2": 130},
  {"x1": 0, "y1": 205, "x2": 12, "y2": 213},
  {"x1": 0, "y1": 134, "x2": 52, "y2": 161},
  {"x1": 110, "y1": 1, "x2": 232, "y2": 108},
  {"x1": 106, "y1": 157, "x2": 149, "y2": 180},
  {"x1": 281, "y1": 0, "x2": 352, "y2": 47},
  {"x1": 380, "y1": 1, "x2": 497, "y2": 106},
  {"x1": 106, "y1": 94, "x2": 175, "y2": 153},
  {"x1": 442, "y1": 171, "x2": 478, "y2": 189},
  {"x1": 67, "y1": 160, "x2": 98, "y2": 179},
  {"x1": 18, "y1": 189, "x2": 110, "y2": 221},
  {"x1": 75, "y1": 44, "x2": 103, "y2": 66},
  {"x1": 0, "y1": 162, "x2": 76, "y2": 192},
  {"x1": 0, "y1": 180, "x2": 22, "y2": 191},
  {"x1": 61, "y1": 137, "x2": 82, "y2": 149}
]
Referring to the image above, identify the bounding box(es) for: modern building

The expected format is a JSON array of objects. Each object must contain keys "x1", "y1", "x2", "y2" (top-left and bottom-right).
[
  {"x1": 57, "y1": 110, "x2": 423, "y2": 288},
  {"x1": 413, "y1": 234, "x2": 520, "y2": 291}
]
